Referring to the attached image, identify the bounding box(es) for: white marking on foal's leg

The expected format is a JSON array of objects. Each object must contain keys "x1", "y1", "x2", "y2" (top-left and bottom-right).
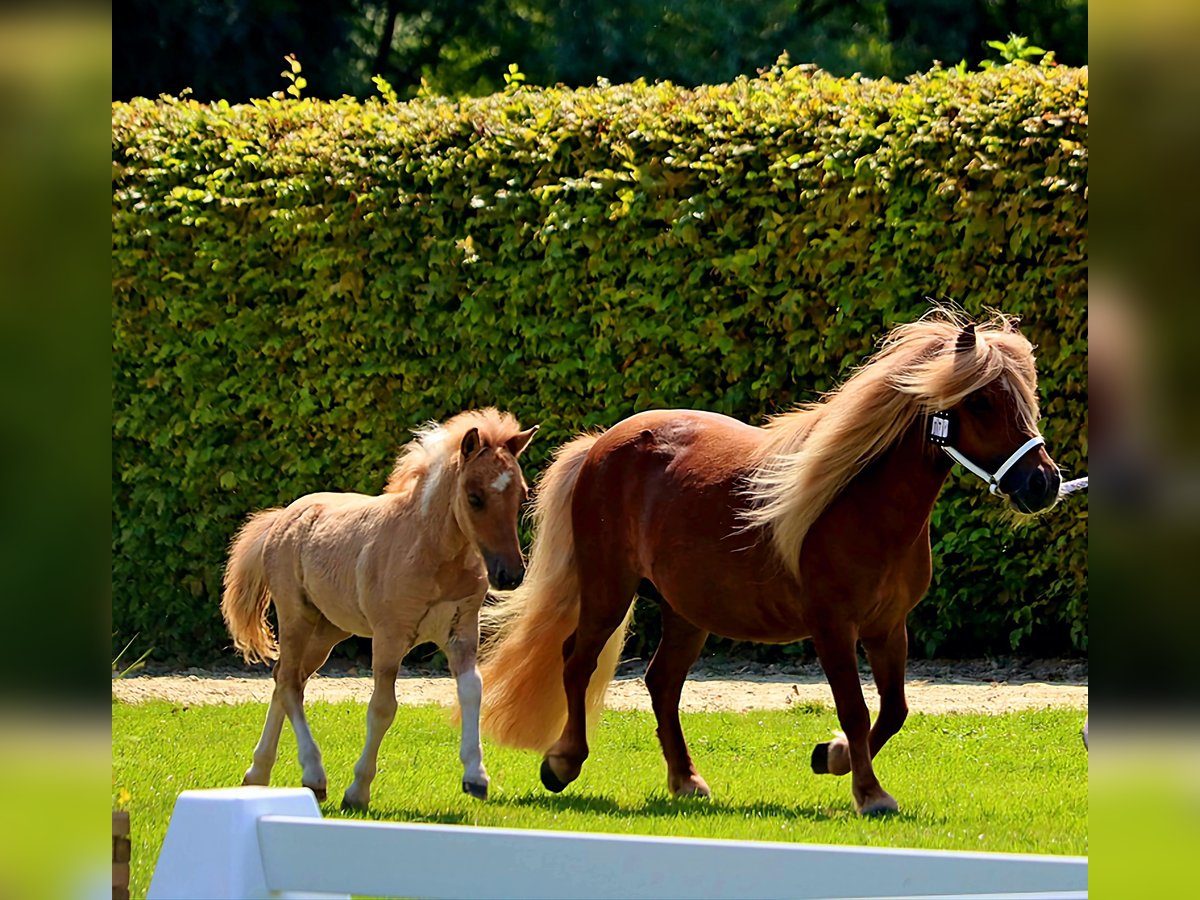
[
  {"x1": 343, "y1": 667, "x2": 399, "y2": 810},
  {"x1": 489, "y1": 470, "x2": 512, "y2": 493},
  {"x1": 243, "y1": 692, "x2": 286, "y2": 786},
  {"x1": 283, "y1": 693, "x2": 327, "y2": 795},
  {"x1": 456, "y1": 667, "x2": 489, "y2": 798}
]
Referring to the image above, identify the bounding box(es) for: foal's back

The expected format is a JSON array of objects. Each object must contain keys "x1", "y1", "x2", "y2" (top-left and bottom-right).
[{"x1": 262, "y1": 488, "x2": 454, "y2": 640}]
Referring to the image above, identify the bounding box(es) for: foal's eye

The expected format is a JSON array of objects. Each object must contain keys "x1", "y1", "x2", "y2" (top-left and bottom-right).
[{"x1": 467, "y1": 494, "x2": 484, "y2": 509}]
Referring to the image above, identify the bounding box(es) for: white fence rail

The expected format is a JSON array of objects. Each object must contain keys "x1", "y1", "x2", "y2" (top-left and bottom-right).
[{"x1": 147, "y1": 787, "x2": 1087, "y2": 900}]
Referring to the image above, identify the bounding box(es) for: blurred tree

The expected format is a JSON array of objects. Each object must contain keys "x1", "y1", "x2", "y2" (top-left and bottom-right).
[
  {"x1": 112, "y1": 0, "x2": 360, "y2": 101},
  {"x1": 113, "y1": 0, "x2": 1086, "y2": 101}
]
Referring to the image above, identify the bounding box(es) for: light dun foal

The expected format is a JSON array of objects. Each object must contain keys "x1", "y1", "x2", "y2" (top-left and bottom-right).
[{"x1": 222, "y1": 409, "x2": 537, "y2": 809}]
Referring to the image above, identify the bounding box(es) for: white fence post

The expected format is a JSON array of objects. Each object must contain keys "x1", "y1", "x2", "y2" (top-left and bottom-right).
[{"x1": 146, "y1": 787, "x2": 348, "y2": 900}]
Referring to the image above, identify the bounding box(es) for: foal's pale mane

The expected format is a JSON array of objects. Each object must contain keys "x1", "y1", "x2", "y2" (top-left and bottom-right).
[
  {"x1": 743, "y1": 310, "x2": 1041, "y2": 576},
  {"x1": 384, "y1": 408, "x2": 525, "y2": 504}
]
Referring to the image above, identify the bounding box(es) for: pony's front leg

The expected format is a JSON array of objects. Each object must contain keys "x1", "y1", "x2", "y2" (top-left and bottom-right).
[
  {"x1": 446, "y1": 609, "x2": 489, "y2": 800},
  {"x1": 811, "y1": 625, "x2": 898, "y2": 816},
  {"x1": 862, "y1": 623, "x2": 909, "y2": 759},
  {"x1": 813, "y1": 622, "x2": 911, "y2": 778},
  {"x1": 342, "y1": 635, "x2": 405, "y2": 812}
]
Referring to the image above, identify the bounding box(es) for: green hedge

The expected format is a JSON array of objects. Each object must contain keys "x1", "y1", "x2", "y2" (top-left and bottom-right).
[{"x1": 112, "y1": 62, "x2": 1088, "y2": 664}]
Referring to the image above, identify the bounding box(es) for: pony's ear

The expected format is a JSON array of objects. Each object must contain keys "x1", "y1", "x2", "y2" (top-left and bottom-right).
[
  {"x1": 460, "y1": 427, "x2": 482, "y2": 460},
  {"x1": 506, "y1": 424, "x2": 539, "y2": 457},
  {"x1": 1004, "y1": 315, "x2": 1021, "y2": 333},
  {"x1": 955, "y1": 323, "x2": 976, "y2": 354}
]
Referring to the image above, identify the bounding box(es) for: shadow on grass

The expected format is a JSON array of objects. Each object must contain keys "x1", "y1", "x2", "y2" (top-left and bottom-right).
[{"x1": 346, "y1": 790, "x2": 918, "y2": 826}]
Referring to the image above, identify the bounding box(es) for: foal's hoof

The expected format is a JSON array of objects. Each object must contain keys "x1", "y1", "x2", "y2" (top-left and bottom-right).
[
  {"x1": 304, "y1": 783, "x2": 328, "y2": 803},
  {"x1": 540, "y1": 758, "x2": 571, "y2": 793},
  {"x1": 462, "y1": 779, "x2": 489, "y2": 801},
  {"x1": 341, "y1": 793, "x2": 369, "y2": 812}
]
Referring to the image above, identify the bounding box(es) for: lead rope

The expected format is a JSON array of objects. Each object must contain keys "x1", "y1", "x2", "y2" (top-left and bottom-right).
[{"x1": 1058, "y1": 476, "x2": 1088, "y2": 497}]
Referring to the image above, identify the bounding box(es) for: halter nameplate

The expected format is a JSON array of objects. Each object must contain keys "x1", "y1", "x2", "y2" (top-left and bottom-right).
[{"x1": 928, "y1": 411, "x2": 954, "y2": 446}]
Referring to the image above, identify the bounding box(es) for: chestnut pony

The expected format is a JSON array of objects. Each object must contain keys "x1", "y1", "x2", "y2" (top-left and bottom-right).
[
  {"x1": 222, "y1": 409, "x2": 537, "y2": 809},
  {"x1": 479, "y1": 314, "x2": 1060, "y2": 815}
]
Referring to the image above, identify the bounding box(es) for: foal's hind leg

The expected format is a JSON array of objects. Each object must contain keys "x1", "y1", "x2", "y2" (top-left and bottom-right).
[
  {"x1": 342, "y1": 630, "x2": 409, "y2": 811},
  {"x1": 445, "y1": 605, "x2": 489, "y2": 800},
  {"x1": 810, "y1": 624, "x2": 897, "y2": 815},
  {"x1": 243, "y1": 615, "x2": 345, "y2": 792},
  {"x1": 274, "y1": 613, "x2": 342, "y2": 800},
  {"x1": 542, "y1": 577, "x2": 637, "y2": 792},
  {"x1": 645, "y1": 602, "x2": 711, "y2": 797}
]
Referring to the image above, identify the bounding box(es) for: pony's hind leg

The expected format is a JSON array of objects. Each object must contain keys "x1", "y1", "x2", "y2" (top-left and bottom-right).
[
  {"x1": 645, "y1": 599, "x2": 711, "y2": 798},
  {"x1": 342, "y1": 631, "x2": 409, "y2": 811},
  {"x1": 445, "y1": 605, "x2": 489, "y2": 800},
  {"x1": 542, "y1": 575, "x2": 637, "y2": 793},
  {"x1": 810, "y1": 624, "x2": 898, "y2": 816}
]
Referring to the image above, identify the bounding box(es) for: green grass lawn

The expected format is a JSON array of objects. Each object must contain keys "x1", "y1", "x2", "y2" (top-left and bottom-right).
[{"x1": 112, "y1": 700, "x2": 1087, "y2": 899}]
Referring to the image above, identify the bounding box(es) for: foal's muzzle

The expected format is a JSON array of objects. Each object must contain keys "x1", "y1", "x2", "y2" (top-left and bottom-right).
[{"x1": 486, "y1": 556, "x2": 525, "y2": 591}]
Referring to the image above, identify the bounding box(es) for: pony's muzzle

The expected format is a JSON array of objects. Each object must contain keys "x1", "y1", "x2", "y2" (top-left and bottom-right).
[{"x1": 1009, "y1": 463, "x2": 1061, "y2": 513}]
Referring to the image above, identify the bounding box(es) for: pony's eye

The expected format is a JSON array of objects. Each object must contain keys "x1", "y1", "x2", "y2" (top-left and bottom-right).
[
  {"x1": 467, "y1": 494, "x2": 484, "y2": 509},
  {"x1": 965, "y1": 392, "x2": 991, "y2": 411}
]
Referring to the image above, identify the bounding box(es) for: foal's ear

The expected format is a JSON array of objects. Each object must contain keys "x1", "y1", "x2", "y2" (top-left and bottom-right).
[
  {"x1": 506, "y1": 424, "x2": 539, "y2": 457},
  {"x1": 460, "y1": 427, "x2": 482, "y2": 460},
  {"x1": 955, "y1": 323, "x2": 976, "y2": 354},
  {"x1": 1004, "y1": 315, "x2": 1021, "y2": 333}
]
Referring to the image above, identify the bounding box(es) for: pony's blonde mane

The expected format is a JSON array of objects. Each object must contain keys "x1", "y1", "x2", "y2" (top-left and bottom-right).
[
  {"x1": 384, "y1": 408, "x2": 525, "y2": 501},
  {"x1": 743, "y1": 310, "x2": 1040, "y2": 576}
]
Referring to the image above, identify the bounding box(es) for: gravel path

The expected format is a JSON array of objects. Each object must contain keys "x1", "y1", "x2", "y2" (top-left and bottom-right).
[{"x1": 112, "y1": 659, "x2": 1087, "y2": 715}]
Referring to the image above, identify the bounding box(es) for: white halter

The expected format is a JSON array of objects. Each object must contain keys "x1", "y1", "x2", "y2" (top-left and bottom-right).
[
  {"x1": 943, "y1": 435, "x2": 1046, "y2": 495},
  {"x1": 929, "y1": 411, "x2": 1045, "y2": 495}
]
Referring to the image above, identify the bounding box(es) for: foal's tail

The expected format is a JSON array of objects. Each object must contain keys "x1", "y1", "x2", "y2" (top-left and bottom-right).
[
  {"x1": 479, "y1": 432, "x2": 630, "y2": 751},
  {"x1": 221, "y1": 508, "x2": 283, "y2": 664}
]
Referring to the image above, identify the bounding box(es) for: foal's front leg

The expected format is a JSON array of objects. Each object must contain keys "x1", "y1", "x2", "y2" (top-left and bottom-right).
[
  {"x1": 342, "y1": 633, "x2": 407, "y2": 811},
  {"x1": 446, "y1": 606, "x2": 489, "y2": 800}
]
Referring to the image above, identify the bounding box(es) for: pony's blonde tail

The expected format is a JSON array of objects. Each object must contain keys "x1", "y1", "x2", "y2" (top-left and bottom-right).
[
  {"x1": 479, "y1": 433, "x2": 631, "y2": 752},
  {"x1": 221, "y1": 509, "x2": 282, "y2": 664}
]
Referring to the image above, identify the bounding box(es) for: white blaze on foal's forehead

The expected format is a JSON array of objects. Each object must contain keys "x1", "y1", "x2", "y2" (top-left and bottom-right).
[{"x1": 490, "y1": 470, "x2": 512, "y2": 493}]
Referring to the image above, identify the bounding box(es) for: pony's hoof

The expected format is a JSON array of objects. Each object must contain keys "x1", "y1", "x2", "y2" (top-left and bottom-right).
[
  {"x1": 540, "y1": 757, "x2": 570, "y2": 793},
  {"x1": 462, "y1": 779, "x2": 489, "y2": 801},
  {"x1": 812, "y1": 737, "x2": 851, "y2": 776},
  {"x1": 858, "y1": 792, "x2": 899, "y2": 817},
  {"x1": 304, "y1": 783, "x2": 328, "y2": 803},
  {"x1": 811, "y1": 742, "x2": 830, "y2": 774},
  {"x1": 670, "y1": 776, "x2": 712, "y2": 799}
]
